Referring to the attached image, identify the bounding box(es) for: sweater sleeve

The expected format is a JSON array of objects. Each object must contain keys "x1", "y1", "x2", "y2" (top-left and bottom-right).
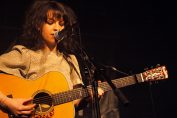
[{"x1": 0, "y1": 45, "x2": 30, "y2": 78}]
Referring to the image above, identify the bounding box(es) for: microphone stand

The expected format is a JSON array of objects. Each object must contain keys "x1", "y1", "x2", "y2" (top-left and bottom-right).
[
  {"x1": 79, "y1": 51, "x2": 129, "y2": 117},
  {"x1": 96, "y1": 64, "x2": 130, "y2": 106},
  {"x1": 82, "y1": 62, "x2": 101, "y2": 118},
  {"x1": 91, "y1": 77, "x2": 101, "y2": 118},
  {"x1": 76, "y1": 25, "x2": 101, "y2": 118},
  {"x1": 78, "y1": 52, "x2": 101, "y2": 118},
  {"x1": 88, "y1": 64, "x2": 101, "y2": 118}
]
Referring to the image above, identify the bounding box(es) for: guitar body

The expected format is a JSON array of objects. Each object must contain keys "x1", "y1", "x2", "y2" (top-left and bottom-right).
[{"x1": 0, "y1": 72, "x2": 75, "y2": 118}]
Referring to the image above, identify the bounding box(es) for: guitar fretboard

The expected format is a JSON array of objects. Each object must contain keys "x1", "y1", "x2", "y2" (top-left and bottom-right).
[
  {"x1": 52, "y1": 87, "x2": 89, "y2": 105},
  {"x1": 52, "y1": 74, "x2": 142, "y2": 105}
]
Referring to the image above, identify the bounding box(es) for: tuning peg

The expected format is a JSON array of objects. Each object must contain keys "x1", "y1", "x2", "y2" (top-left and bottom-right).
[
  {"x1": 144, "y1": 67, "x2": 149, "y2": 71},
  {"x1": 156, "y1": 64, "x2": 161, "y2": 67},
  {"x1": 150, "y1": 66, "x2": 154, "y2": 69}
]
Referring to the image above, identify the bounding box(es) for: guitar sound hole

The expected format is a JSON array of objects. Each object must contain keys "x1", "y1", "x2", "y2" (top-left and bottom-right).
[{"x1": 33, "y1": 91, "x2": 53, "y2": 113}]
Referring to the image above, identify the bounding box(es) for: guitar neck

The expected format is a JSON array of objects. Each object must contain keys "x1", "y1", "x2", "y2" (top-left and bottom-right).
[
  {"x1": 52, "y1": 73, "x2": 142, "y2": 106},
  {"x1": 99, "y1": 74, "x2": 141, "y2": 92},
  {"x1": 52, "y1": 87, "x2": 89, "y2": 105},
  {"x1": 52, "y1": 65, "x2": 168, "y2": 105}
]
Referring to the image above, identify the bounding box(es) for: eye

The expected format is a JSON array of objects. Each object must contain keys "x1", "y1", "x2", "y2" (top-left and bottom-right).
[
  {"x1": 46, "y1": 19, "x2": 54, "y2": 25},
  {"x1": 59, "y1": 20, "x2": 64, "y2": 26}
]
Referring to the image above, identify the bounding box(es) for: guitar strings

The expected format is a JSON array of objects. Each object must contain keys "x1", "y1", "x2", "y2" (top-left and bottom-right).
[
  {"x1": 32, "y1": 87, "x2": 88, "y2": 104},
  {"x1": 32, "y1": 77, "x2": 133, "y2": 104},
  {"x1": 32, "y1": 81, "x2": 121, "y2": 104},
  {"x1": 32, "y1": 78, "x2": 132, "y2": 104}
]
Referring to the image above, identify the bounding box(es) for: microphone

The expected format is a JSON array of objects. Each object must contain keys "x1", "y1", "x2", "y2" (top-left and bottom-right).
[{"x1": 54, "y1": 29, "x2": 67, "y2": 43}]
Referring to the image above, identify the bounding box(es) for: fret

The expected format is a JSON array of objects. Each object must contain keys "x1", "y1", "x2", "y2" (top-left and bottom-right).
[
  {"x1": 52, "y1": 87, "x2": 89, "y2": 105},
  {"x1": 99, "y1": 75, "x2": 137, "y2": 92}
]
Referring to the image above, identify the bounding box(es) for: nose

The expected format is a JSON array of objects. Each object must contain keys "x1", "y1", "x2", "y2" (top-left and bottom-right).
[{"x1": 54, "y1": 22, "x2": 64, "y2": 32}]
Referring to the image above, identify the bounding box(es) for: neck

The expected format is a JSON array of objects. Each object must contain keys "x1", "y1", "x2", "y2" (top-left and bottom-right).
[{"x1": 42, "y1": 44, "x2": 57, "y2": 54}]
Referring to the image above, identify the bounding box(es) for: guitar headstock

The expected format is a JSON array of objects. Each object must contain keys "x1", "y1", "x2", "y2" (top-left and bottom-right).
[{"x1": 141, "y1": 66, "x2": 168, "y2": 82}]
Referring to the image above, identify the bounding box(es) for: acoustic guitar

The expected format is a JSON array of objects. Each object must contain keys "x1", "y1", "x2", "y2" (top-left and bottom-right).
[{"x1": 0, "y1": 66, "x2": 168, "y2": 118}]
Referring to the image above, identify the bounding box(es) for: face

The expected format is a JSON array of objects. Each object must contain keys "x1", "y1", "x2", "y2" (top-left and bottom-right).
[{"x1": 41, "y1": 10, "x2": 65, "y2": 49}]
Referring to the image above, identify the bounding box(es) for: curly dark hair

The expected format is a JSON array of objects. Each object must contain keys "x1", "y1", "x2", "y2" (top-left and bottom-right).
[{"x1": 15, "y1": 0, "x2": 80, "y2": 56}]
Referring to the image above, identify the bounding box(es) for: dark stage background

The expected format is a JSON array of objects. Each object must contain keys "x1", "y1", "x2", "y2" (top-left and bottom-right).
[{"x1": 0, "y1": 0, "x2": 176, "y2": 118}]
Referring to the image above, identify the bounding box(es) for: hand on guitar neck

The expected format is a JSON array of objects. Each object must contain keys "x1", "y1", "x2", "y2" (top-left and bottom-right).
[{"x1": 73, "y1": 82, "x2": 104, "y2": 108}]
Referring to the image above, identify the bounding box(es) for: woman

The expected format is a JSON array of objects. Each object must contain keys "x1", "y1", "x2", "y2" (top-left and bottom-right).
[{"x1": 0, "y1": 0, "x2": 103, "y2": 117}]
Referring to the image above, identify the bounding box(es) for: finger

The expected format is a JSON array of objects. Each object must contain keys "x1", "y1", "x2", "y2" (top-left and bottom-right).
[
  {"x1": 23, "y1": 98, "x2": 33, "y2": 105},
  {"x1": 98, "y1": 80, "x2": 101, "y2": 83},
  {"x1": 17, "y1": 114, "x2": 32, "y2": 118},
  {"x1": 21, "y1": 104, "x2": 36, "y2": 111},
  {"x1": 98, "y1": 88, "x2": 104, "y2": 96},
  {"x1": 20, "y1": 109, "x2": 34, "y2": 115}
]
